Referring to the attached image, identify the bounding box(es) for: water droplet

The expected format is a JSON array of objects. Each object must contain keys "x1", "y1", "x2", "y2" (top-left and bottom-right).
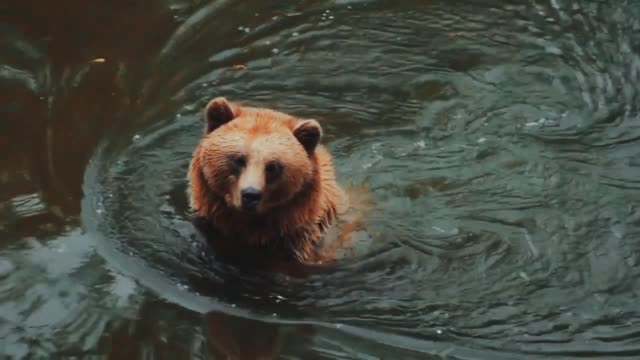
[
  {"x1": 132, "y1": 134, "x2": 141, "y2": 141},
  {"x1": 477, "y1": 137, "x2": 486, "y2": 143},
  {"x1": 272, "y1": 313, "x2": 277, "y2": 317},
  {"x1": 329, "y1": 15, "x2": 334, "y2": 20},
  {"x1": 436, "y1": 329, "x2": 443, "y2": 334},
  {"x1": 292, "y1": 32, "x2": 299, "y2": 37},
  {"x1": 271, "y1": 48, "x2": 279, "y2": 54},
  {"x1": 231, "y1": 304, "x2": 236, "y2": 308},
  {"x1": 176, "y1": 113, "x2": 182, "y2": 118},
  {"x1": 96, "y1": 209, "x2": 103, "y2": 215}
]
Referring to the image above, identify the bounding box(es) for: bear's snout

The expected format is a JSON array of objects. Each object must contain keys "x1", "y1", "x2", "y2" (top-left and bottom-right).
[{"x1": 241, "y1": 187, "x2": 263, "y2": 211}]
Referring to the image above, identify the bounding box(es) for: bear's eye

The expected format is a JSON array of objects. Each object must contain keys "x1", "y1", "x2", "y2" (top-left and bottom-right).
[
  {"x1": 265, "y1": 160, "x2": 283, "y2": 183},
  {"x1": 228, "y1": 154, "x2": 246, "y2": 169}
]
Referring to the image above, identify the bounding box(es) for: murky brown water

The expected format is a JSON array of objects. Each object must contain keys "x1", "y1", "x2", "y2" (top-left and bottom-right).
[{"x1": 3, "y1": 0, "x2": 640, "y2": 359}]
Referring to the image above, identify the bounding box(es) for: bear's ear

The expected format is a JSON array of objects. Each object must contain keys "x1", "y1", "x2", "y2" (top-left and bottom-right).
[
  {"x1": 204, "y1": 97, "x2": 238, "y2": 134},
  {"x1": 293, "y1": 119, "x2": 323, "y2": 153}
]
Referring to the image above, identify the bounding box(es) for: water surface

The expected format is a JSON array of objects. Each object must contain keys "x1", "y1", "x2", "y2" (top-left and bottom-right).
[{"x1": 2, "y1": 0, "x2": 640, "y2": 358}]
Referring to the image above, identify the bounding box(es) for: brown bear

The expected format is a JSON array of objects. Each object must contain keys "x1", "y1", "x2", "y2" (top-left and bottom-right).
[{"x1": 188, "y1": 97, "x2": 368, "y2": 265}]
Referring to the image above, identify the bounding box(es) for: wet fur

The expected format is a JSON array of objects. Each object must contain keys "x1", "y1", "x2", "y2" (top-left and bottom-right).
[{"x1": 188, "y1": 98, "x2": 351, "y2": 263}]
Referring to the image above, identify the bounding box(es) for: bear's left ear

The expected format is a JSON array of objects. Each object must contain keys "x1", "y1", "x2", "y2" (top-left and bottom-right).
[
  {"x1": 293, "y1": 119, "x2": 323, "y2": 153},
  {"x1": 204, "y1": 97, "x2": 238, "y2": 134}
]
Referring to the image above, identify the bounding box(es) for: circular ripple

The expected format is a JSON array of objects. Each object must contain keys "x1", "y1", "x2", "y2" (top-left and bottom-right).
[{"x1": 80, "y1": 0, "x2": 640, "y2": 358}]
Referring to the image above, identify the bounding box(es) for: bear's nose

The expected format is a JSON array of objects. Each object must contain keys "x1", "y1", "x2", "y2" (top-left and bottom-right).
[{"x1": 241, "y1": 187, "x2": 262, "y2": 210}]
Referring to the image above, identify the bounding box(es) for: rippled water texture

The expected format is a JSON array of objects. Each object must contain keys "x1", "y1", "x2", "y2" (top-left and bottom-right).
[{"x1": 2, "y1": 0, "x2": 640, "y2": 358}]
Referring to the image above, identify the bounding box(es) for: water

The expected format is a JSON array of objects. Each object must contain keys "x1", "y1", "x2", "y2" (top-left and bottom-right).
[{"x1": 2, "y1": 0, "x2": 640, "y2": 358}]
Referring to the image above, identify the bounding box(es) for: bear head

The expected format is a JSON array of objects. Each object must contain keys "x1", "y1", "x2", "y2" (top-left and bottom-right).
[{"x1": 192, "y1": 97, "x2": 323, "y2": 215}]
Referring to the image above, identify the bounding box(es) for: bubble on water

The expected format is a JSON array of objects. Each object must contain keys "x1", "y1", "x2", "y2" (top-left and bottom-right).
[
  {"x1": 132, "y1": 134, "x2": 141, "y2": 141},
  {"x1": 177, "y1": 283, "x2": 189, "y2": 291}
]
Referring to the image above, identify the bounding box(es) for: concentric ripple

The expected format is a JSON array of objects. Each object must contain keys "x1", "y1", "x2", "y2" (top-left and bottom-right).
[{"x1": 77, "y1": 0, "x2": 640, "y2": 358}]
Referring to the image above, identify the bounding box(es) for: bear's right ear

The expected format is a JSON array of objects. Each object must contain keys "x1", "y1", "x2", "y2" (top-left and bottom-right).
[{"x1": 204, "y1": 97, "x2": 238, "y2": 134}]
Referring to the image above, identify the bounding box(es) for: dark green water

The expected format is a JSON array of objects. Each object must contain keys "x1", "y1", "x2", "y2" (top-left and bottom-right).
[{"x1": 2, "y1": 0, "x2": 640, "y2": 358}]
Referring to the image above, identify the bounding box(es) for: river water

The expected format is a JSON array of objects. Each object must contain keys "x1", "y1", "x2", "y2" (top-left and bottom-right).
[{"x1": 2, "y1": 0, "x2": 640, "y2": 358}]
